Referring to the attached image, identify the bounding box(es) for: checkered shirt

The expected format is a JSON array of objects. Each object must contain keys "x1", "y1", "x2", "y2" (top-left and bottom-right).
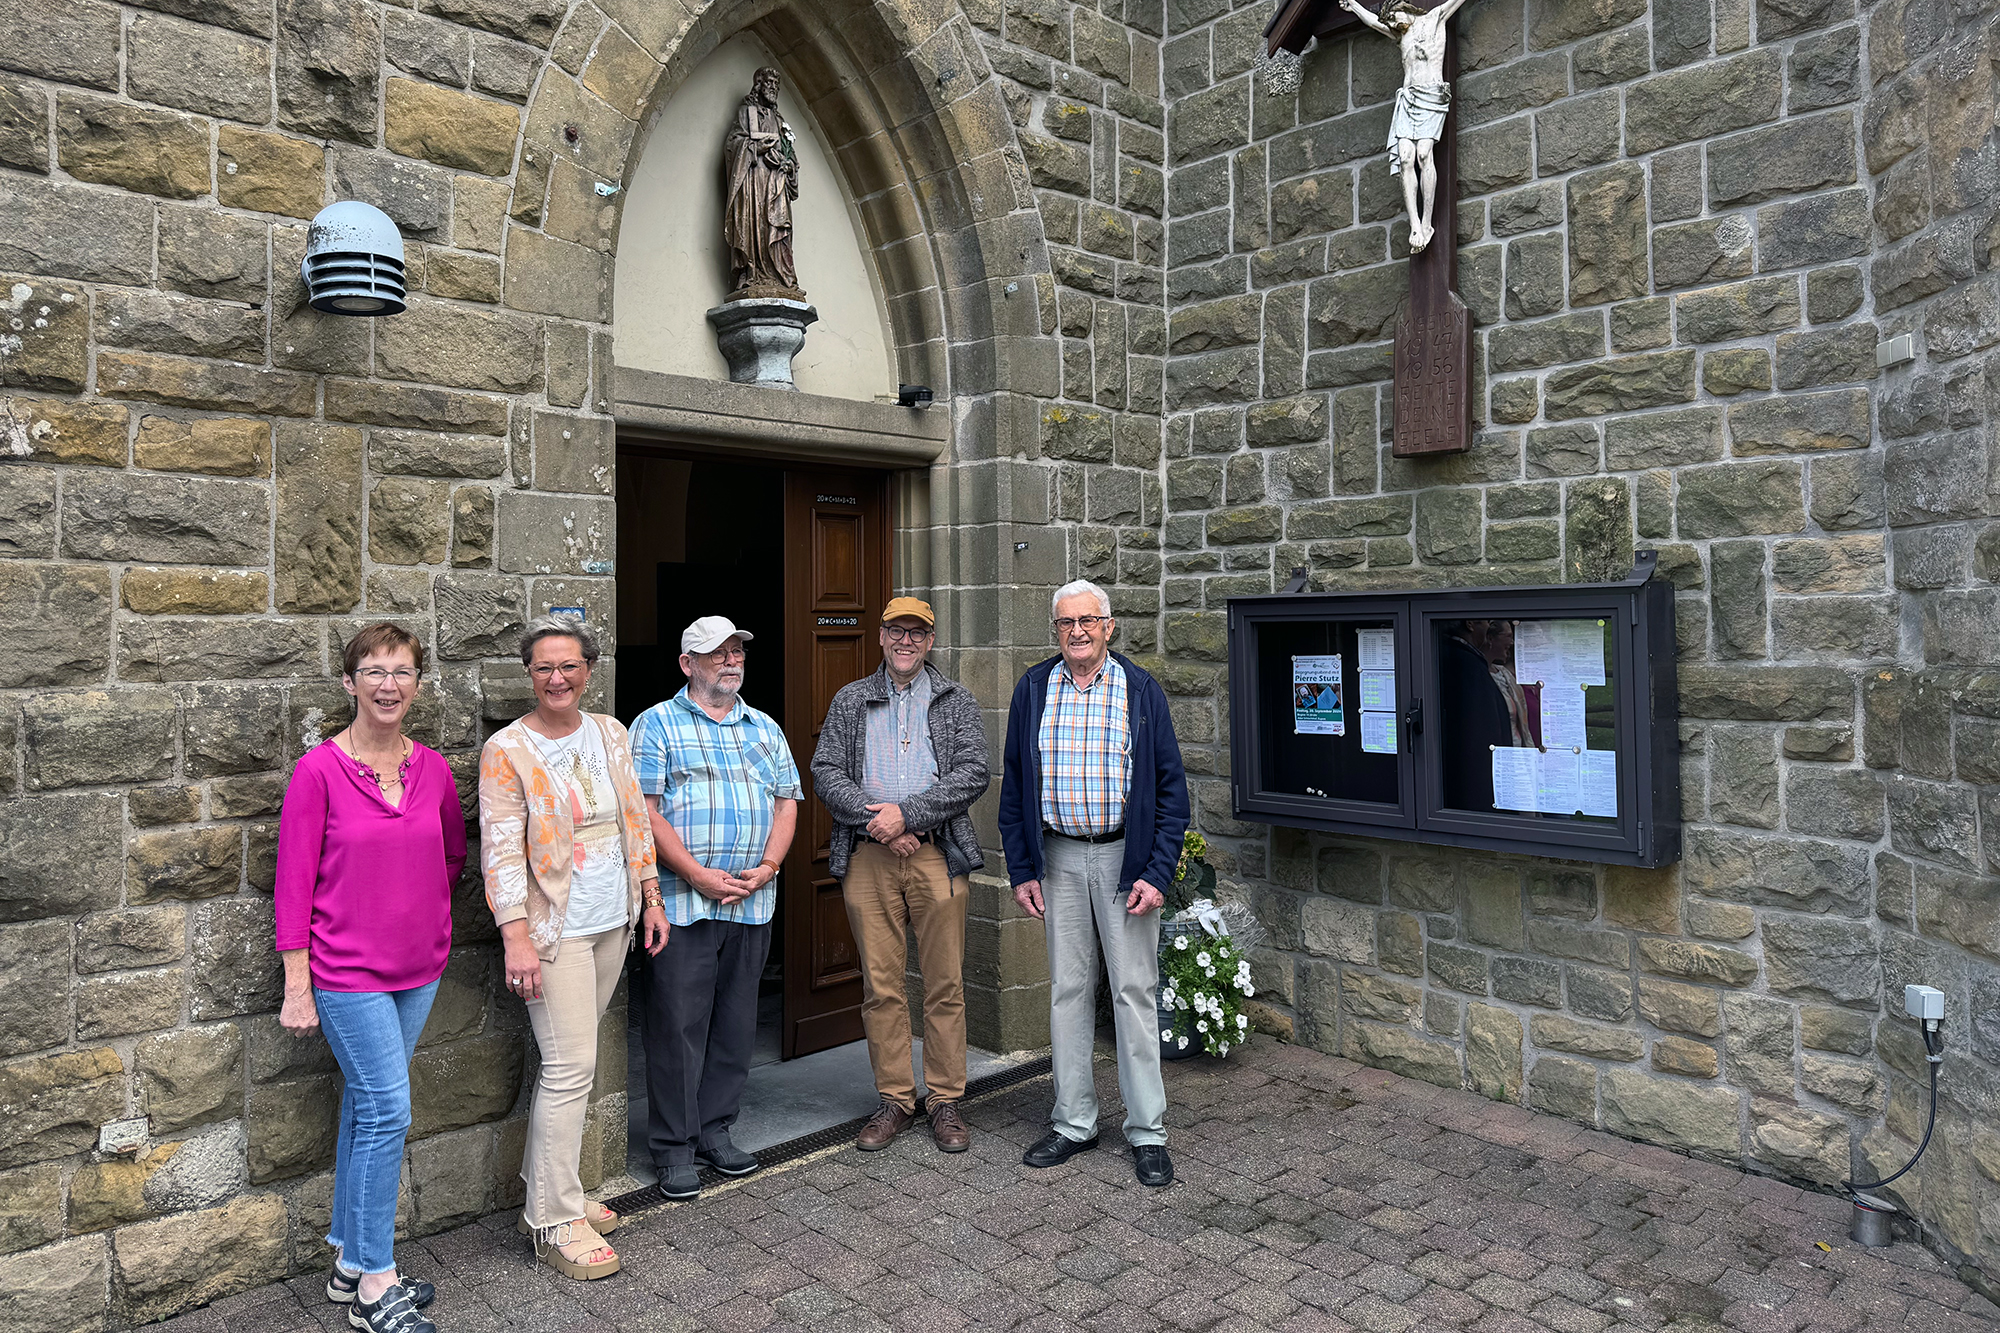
[
  {"x1": 630, "y1": 688, "x2": 803, "y2": 926},
  {"x1": 1038, "y1": 655, "x2": 1132, "y2": 837}
]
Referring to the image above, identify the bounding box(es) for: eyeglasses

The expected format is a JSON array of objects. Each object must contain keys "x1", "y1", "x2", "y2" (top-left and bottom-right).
[
  {"x1": 883, "y1": 626, "x2": 933, "y2": 643},
  {"x1": 530, "y1": 661, "x2": 590, "y2": 679},
  {"x1": 353, "y1": 667, "x2": 419, "y2": 684},
  {"x1": 694, "y1": 646, "x2": 747, "y2": 662},
  {"x1": 1052, "y1": 616, "x2": 1110, "y2": 633}
]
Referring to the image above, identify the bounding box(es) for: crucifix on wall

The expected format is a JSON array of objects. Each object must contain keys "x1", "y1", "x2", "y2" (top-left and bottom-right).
[{"x1": 1265, "y1": 0, "x2": 1475, "y2": 458}]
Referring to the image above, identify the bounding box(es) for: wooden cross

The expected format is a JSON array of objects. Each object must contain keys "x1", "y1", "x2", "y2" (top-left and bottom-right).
[{"x1": 1266, "y1": 0, "x2": 1472, "y2": 458}]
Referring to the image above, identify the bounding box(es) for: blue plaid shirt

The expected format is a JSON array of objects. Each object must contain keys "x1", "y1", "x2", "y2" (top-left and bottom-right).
[
  {"x1": 630, "y1": 688, "x2": 802, "y2": 927},
  {"x1": 1039, "y1": 655, "x2": 1132, "y2": 836}
]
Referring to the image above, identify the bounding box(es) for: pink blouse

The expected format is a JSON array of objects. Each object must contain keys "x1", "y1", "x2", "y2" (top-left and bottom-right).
[{"x1": 274, "y1": 740, "x2": 468, "y2": 993}]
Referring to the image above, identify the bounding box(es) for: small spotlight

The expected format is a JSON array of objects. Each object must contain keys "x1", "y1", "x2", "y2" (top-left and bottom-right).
[
  {"x1": 302, "y1": 201, "x2": 407, "y2": 317},
  {"x1": 897, "y1": 384, "x2": 934, "y2": 408}
]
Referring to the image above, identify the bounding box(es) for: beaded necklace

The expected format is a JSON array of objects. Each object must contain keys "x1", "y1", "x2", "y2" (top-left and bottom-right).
[{"x1": 338, "y1": 729, "x2": 412, "y2": 798}]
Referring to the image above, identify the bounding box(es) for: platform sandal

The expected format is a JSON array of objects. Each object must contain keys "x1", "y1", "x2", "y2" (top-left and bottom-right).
[
  {"x1": 532, "y1": 1220, "x2": 621, "y2": 1281},
  {"x1": 517, "y1": 1200, "x2": 620, "y2": 1237}
]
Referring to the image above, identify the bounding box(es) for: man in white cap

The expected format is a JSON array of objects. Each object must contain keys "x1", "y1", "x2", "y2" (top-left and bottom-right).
[{"x1": 629, "y1": 616, "x2": 802, "y2": 1201}]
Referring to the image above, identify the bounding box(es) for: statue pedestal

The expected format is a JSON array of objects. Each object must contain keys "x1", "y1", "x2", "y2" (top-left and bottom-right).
[{"x1": 706, "y1": 297, "x2": 818, "y2": 390}]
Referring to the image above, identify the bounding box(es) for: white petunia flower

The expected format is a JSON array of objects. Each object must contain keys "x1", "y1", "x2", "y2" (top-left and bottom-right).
[
  {"x1": 1175, "y1": 935, "x2": 1190, "y2": 950},
  {"x1": 1178, "y1": 1036, "x2": 1189, "y2": 1049},
  {"x1": 1205, "y1": 967, "x2": 1215, "y2": 978},
  {"x1": 1237, "y1": 1014, "x2": 1249, "y2": 1029},
  {"x1": 1196, "y1": 951, "x2": 1212, "y2": 967},
  {"x1": 1197, "y1": 1020, "x2": 1209, "y2": 1033},
  {"x1": 1161, "y1": 1028, "x2": 1173, "y2": 1041}
]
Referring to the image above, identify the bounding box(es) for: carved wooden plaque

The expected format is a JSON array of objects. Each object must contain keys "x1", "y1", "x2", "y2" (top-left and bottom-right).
[{"x1": 1392, "y1": 290, "x2": 1471, "y2": 457}]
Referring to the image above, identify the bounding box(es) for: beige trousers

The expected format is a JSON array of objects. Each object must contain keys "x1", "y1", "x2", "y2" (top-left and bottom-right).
[
  {"x1": 842, "y1": 840, "x2": 968, "y2": 1112},
  {"x1": 521, "y1": 924, "x2": 629, "y2": 1229}
]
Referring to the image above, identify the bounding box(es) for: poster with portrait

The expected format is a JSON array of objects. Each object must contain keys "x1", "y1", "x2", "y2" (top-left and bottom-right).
[{"x1": 1292, "y1": 655, "x2": 1345, "y2": 735}]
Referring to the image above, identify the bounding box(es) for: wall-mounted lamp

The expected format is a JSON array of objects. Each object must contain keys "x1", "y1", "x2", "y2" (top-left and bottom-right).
[
  {"x1": 301, "y1": 201, "x2": 407, "y2": 316},
  {"x1": 897, "y1": 384, "x2": 934, "y2": 409}
]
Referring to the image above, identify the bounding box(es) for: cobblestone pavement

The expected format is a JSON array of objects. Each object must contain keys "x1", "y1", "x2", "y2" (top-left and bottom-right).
[{"x1": 157, "y1": 1038, "x2": 1998, "y2": 1333}]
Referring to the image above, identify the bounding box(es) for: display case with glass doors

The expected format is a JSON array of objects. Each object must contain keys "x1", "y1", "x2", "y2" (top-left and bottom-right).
[{"x1": 1227, "y1": 554, "x2": 1679, "y2": 867}]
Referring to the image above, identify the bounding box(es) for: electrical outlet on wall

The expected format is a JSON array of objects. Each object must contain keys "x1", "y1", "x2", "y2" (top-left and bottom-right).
[{"x1": 1904, "y1": 984, "x2": 1945, "y2": 1022}]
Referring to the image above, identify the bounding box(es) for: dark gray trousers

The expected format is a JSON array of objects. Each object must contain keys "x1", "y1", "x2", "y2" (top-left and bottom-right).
[{"x1": 642, "y1": 916, "x2": 771, "y2": 1167}]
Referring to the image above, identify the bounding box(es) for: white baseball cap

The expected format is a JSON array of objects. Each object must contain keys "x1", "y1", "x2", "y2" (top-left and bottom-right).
[{"x1": 681, "y1": 615, "x2": 754, "y2": 655}]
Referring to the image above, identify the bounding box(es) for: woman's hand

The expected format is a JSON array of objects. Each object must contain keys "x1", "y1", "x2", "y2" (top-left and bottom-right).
[
  {"x1": 503, "y1": 934, "x2": 544, "y2": 1001},
  {"x1": 642, "y1": 904, "x2": 669, "y2": 956},
  {"x1": 279, "y1": 988, "x2": 319, "y2": 1034}
]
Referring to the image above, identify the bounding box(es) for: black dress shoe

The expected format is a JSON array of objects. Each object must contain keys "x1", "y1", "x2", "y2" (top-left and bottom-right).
[
  {"x1": 1134, "y1": 1144, "x2": 1174, "y2": 1187},
  {"x1": 1022, "y1": 1129, "x2": 1099, "y2": 1168}
]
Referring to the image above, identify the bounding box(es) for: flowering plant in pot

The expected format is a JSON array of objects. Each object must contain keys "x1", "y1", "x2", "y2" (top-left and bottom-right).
[{"x1": 1158, "y1": 924, "x2": 1253, "y2": 1058}]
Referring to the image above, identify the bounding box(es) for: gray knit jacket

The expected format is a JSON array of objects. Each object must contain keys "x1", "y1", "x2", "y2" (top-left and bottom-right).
[{"x1": 810, "y1": 662, "x2": 990, "y2": 880}]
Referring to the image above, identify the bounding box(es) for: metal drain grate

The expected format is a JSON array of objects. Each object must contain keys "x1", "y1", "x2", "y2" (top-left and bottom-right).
[{"x1": 601, "y1": 1054, "x2": 1054, "y2": 1215}]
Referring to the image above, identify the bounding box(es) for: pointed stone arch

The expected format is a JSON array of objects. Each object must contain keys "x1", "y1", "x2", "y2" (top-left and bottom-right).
[
  {"x1": 501, "y1": 0, "x2": 1056, "y2": 422},
  {"x1": 494, "y1": 0, "x2": 1062, "y2": 654}
]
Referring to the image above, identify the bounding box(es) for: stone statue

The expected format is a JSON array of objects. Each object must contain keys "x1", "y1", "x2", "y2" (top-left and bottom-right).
[
  {"x1": 1340, "y1": 0, "x2": 1476, "y2": 255},
  {"x1": 722, "y1": 66, "x2": 803, "y2": 298}
]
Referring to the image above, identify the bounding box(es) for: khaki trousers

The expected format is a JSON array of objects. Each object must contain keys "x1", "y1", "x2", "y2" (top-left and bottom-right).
[
  {"x1": 521, "y1": 924, "x2": 629, "y2": 1229},
  {"x1": 842, "y1": 840, "x2": 968, "y2": 1112},
  {"x1": 1043, "y1": 833, "x2": 1166, "y2": 1146}
]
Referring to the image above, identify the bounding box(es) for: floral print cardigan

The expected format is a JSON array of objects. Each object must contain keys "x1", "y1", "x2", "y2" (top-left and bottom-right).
[{"x1": 479, "y1": 712, "x2": 658, "y2": 959}]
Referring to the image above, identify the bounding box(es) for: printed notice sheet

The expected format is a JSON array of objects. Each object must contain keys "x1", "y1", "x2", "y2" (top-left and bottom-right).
[
  {"x1": 1492, "y1": 745, "x2": 1612, "y2": 816},
  {"x1": 1514, "y1": 619, "x2": 1608, "y2": 688},
  {"x1": 1356, "y1": 628, "x2": 1396, "y2": 672},
  {"x1": 1535, "y1": 747, "x2": 1579, "y2": 815},
  {"x1": 1359, "y1": 670, "x2": 1395, "y2": 712},
  {"x1": 1580, "y1": 750, "x2": 1618, "y2": 817},
  {"x1": 1292, "y1": 655, "x2": 1345, "y2": 735},
  {"x1": 1539, "y1": 684, "x2": 1588, "y2": 751},
  {"x1": 1491, "y1": 747, "x2": 1539, "y2": 812},
  {"x1": 1360, "y1": 709, "x2": 1398, "y2": 754}
]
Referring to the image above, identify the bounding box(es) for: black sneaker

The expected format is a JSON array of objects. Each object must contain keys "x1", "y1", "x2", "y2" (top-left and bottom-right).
[
  {"x1": 695, "y1": 1137, "x2": 760, "y2": 1176},
  {"x1": 659, "y1": 1162, "x2": 701, "y2": 1200},
  {"x1": 327, "y1": 1267, "x2": 434, "y2": 1309},
  {"x1": 349, "y1": 1283, "x2": 436, "y2": 1333}
]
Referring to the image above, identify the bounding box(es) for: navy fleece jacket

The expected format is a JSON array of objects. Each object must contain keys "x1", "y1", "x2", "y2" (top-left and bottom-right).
[{"x1": 997, "y1": 651, "x2": 1191, "y2": 895}]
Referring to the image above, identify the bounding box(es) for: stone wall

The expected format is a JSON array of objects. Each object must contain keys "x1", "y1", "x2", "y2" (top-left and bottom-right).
[
  {"x1": 5, "y1": 0, "x2": 2000, "y2": 1321},
  {"x1": 0, "y1": 0, "x2": 1067, "y2": 1326},
  {"x1": 1137, "y1": 0, "x2": 2000, "y2": 1290}
]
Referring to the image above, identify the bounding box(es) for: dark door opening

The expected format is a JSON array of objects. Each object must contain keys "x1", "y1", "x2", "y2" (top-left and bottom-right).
[{"x1": 615, "y1": 445, "x2": 888, "y2": 1063}]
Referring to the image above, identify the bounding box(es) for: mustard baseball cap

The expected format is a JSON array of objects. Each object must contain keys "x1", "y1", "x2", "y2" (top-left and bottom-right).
[{"x1": 881, "y1": 596, "x2": 935, "y2": 627}]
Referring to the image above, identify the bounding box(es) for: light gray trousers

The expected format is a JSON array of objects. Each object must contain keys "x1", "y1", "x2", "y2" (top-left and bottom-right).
[{"x1": 1042, "y1": 833, "x2": 1167, "y2": 1146}]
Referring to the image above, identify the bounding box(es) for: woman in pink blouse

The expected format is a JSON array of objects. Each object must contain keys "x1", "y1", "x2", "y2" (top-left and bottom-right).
[{"x1": 275, "y1": 623, "x2": 464, "y2": 1333}]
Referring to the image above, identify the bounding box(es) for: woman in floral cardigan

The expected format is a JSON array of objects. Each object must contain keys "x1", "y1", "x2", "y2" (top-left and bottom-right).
[{"x1": 479, "y1": 614, "x2": 664, "y2": 1282}]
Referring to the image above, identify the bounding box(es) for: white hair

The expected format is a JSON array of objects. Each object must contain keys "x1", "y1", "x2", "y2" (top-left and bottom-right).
[{"x1": 1051, "y1": 579, "x2": 1112, "y2": 619}]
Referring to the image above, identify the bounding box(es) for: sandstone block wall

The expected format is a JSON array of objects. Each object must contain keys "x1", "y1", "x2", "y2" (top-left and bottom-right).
[
  {"x1": 3, "y1": 0, "x2": 2000, "y2": 1322},
  {"x1": 1108, "y1": 0, "x2": 2000, "y2": 1288},
  {"x1": 0, "y1": 0, "x2": 1070, "y2": 1324}
]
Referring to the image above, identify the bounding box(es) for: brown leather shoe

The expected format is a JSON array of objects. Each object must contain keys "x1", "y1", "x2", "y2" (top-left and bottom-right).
[
  {"x1": 929, "y1": 1100, "x2": 971, "y2": 1153},
  {"x1": 855, "y1": 1101, "x2": 915, "y2": 1151}
]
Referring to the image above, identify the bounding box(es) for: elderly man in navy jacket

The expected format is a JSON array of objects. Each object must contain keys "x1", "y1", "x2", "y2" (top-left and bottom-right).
[{"x1": 999, "y1": 579, "x2": 1190, "y2": 1188}]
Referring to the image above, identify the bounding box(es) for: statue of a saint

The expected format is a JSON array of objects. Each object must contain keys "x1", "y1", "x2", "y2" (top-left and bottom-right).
[
  {"x1": 722, "y1": 67, "x2": 803, "y2": 298},
  {"x1": 1341, "y1": 0, "x2": 1476, "y2": 255}
]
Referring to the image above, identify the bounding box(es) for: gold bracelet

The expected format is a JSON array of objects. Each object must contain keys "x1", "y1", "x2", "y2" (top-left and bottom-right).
[{"x1": 642, "y1": 888, "x2": 664, "y2": 908}]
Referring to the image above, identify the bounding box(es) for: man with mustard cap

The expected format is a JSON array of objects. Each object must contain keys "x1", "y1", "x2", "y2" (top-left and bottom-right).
[
  {"x1": 811, "y1": 596, "x2": 990, "y2": 1152},
  {"x1": 629, "y1": 615, "x2": 802, "y2": 1200}
]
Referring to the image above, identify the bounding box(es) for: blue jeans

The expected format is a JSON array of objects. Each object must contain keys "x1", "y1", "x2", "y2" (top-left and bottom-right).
[{"x1": 315, "y1": 980, "x2": 439, "y2": 1274}]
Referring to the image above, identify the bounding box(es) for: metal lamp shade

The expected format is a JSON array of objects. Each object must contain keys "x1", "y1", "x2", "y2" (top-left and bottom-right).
[{"x1": 301, "y1": 201, "x2": 407, "y2": 316}]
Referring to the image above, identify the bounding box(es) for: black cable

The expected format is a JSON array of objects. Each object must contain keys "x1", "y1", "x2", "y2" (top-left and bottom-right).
[{"x1": 1843, "y1": 1025, "x2": 1941, "y2": 1195}]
